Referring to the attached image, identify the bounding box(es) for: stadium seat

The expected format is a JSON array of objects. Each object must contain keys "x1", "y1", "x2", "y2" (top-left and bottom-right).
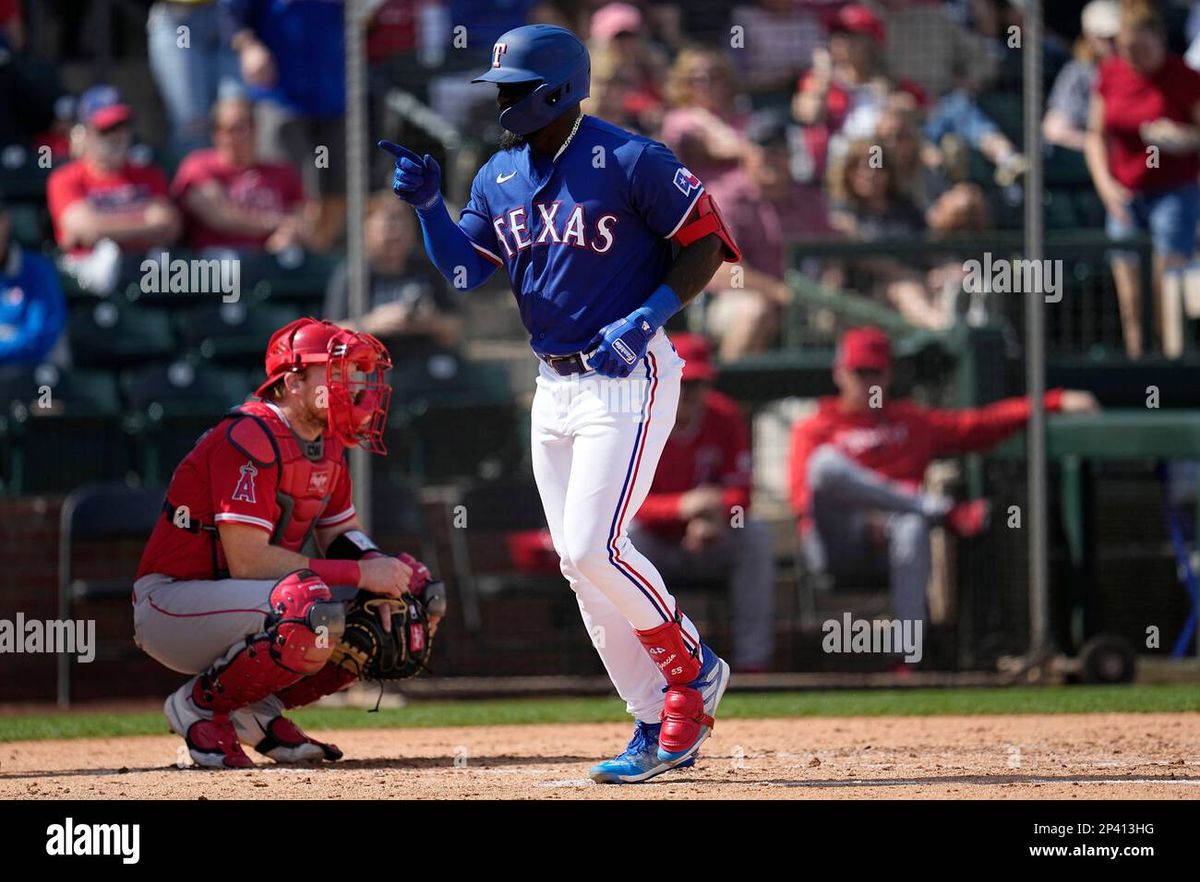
[
  {"x1": 0, "y1": 363, "x2": 128, "y2": 495},
  {"x1": 121, "y1": 361, "x2": 250, "y2": 483},
  {"x1": 57, "y1": 481, "x2": 165, "y2": 706},
  {"x1": 386, "y1": 351, "x2": 520, "y2": 481},
  {"x1": 176, "y1": 300, "x2": 301, "y2": 365},
  {"x1": 6, "y1": 202, "x2": 48, "y2": 250},
  {"x1": 0, "y1": 144, "x2": 52, "y2": 203},
  {"x1": 68, "y1": 301, "x2": 177, "y2": 367},
  {"x1": 240, "y1": 249, "x2": 341, "y2": 305}
]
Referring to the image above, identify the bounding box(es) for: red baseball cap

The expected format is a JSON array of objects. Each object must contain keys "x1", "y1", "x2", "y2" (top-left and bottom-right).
[
  {"x1": 832, "y1": 5, "x2": 886, "y2": 46},
  {"x1": 672, "y1": 332, "x2": 717, "y2": 382},
  {"x1": 837, "y1": 327, "x2": 892, "y2": 372},
  {"x1": 78, "y1": 85, "x2": 133, "y2": 131}
]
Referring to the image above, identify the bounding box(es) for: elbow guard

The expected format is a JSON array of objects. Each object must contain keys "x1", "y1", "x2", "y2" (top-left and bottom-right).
[{"x1": 671, "y1": 191, "x2": 742, "y2": 263}]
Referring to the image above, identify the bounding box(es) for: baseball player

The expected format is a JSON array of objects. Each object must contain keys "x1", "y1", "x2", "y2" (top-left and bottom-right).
[
  {"x1": 134, "y1": 318, "x2": 441, "y2": 768},
  {"x1": 379, "y1": 24, "x2": 742, "y2": 783}
]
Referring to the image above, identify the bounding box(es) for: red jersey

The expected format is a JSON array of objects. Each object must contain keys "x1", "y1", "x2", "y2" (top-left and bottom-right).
[
  {"x1": 1096, "y1": 54, "x2": 1200, "y2": 192},
  {"x1": 367, "y1": 0, "x2": 418, "y2": 63},
  {"x1": 789, "y1": 390, "x2": 1065, "y2": 534},
  {"x1": 137, "y1": 399, "x2": 356, "y2": 581},
  {"x1": 635, "y1": 390, "x2": 752, "y2": 541},
  {"x1": 46, "y1": 158, "x2": 170, "y2": 255},
  {"x1": 171, "y1": 149, "x2": 305, "y2": 250}
]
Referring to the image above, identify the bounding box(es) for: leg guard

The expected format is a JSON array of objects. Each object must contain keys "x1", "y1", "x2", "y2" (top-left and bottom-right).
[
  {"x1": 636, "y1": 615, "x2": 716, "y2": 760},
  {"x1": 276, "y1": 660, "x2": 359, "y2": 710},
  {"x1": 635, "y1": 615, "x2": 703, "y2": 686},
  {"x1": 193, "y1": 570, "x2": 345, "y2": 715}
]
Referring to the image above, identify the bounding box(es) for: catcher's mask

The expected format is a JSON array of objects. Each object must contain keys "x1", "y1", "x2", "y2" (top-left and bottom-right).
[{"x1": 256, "y1": 317, "x2": 393, "y2": 453}]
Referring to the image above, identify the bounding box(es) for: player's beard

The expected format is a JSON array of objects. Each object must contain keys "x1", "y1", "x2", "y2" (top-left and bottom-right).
[{"x1": 499, "y1": 130, "x2": 527, "y2": 151}]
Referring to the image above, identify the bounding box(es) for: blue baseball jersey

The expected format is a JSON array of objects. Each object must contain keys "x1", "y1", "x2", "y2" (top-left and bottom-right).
[{"x1": 458, "y1": 115, "x2": 705, "y2": 356}]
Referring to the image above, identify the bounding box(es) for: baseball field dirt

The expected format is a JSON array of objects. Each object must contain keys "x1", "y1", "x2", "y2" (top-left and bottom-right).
[{"x1": 3, "y1": 713, "x2": 1198, "y2": 799}]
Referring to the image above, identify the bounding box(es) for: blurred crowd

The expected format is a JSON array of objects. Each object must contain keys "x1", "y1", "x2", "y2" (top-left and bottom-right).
[{"x1": 4, "y1": 1, "x2": 1200, "y2": 366}]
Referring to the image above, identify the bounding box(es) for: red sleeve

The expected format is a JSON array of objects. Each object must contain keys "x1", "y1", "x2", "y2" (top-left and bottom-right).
[
  {"x1": 316, "y1": 461, "x2": 356, "y2": 530},
  {"x1": 0, "y1": 0, "x2": 20, "y2": 25},
  {"x1": 927, "y1": 389, "x2": 1065, "y2": 457},
  {"x1": 144, "y1": 164, "x2": 170, "y2": 198},
  {"x1": 170, "y1": 152, "x2": 205, "y2": 200},
  {"x1": 281, "y1": 163, "x2": 306, "y2": 209},
  {"x1": 717, "y1": 396, "x2": 752, "y2": 514},
  {"x1": 637, "y1": 491, "x2": 686, "y2": 526},
  {"x1": 209, "y1": 437, "x2": 280, "y2": 534},
  {"x1": 46, "y1": 164, "x2": 86, "y2": 242},
  {"x1": 788, "y1": 415, "x2": 823, "y2": 519}
]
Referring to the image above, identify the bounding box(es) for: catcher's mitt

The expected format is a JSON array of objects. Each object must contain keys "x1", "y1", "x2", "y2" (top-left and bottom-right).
[{"x1": 331, "y1": 581, "x2": 445, "y2": 681}]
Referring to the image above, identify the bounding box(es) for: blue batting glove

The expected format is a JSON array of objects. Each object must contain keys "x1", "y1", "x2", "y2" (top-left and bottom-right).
[
  {"x1": 377, "y1": 140, "x2": 442, "y2": 211},
  {"x1": 588, "y1": 308, "x2": 657, "y2": 378}
]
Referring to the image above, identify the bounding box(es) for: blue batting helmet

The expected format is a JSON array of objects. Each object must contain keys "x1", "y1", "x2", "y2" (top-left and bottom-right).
[{"x1": 471, "y1": 25, "x2": 590, "y2": 136}]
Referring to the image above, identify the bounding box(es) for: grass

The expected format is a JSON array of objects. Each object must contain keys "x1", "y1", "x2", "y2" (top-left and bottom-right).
[{"x1": 1, "y1": 684, "x2": 1197, "y2": 743}]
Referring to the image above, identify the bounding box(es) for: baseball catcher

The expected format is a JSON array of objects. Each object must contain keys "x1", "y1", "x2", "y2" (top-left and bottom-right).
[{"x1": 134, "y1": 317, "x2": 445, "y2": 768}]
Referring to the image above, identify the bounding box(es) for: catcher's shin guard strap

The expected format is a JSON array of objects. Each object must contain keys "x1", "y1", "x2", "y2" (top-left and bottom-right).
[
  {"x1": 277, "y1": 661, "x2": 359, "y2": 709},
  {"x1": 635, "y1": 616, "x2": 702, "y2": 686}
]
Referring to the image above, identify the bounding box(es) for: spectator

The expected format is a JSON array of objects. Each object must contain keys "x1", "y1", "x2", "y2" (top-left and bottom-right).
[
  {"x1": 660, "y1": 47, "x2": 751, "y2": 195},
  {"x1": 1044, "y1": 1, "x2": 1120, "y2": 153},
  {"x1": 793, "y1": 4, "x2": 924, "y2": 177},
  {"x1": 585, "y1": 3, "x2": 668, "y2": 133},
  {"x1": 629, "y1": 333, "x2": 776, "y2": 673},
  {"x1": 221, "y1": 0, "x2": 347, "y2": 252},
  {"x1": 585, "y1": 44, "x2": 648, "y2": 133},
  {"x1": 731, "y1": 0, "x2": 825, "y2": 100},
  {"x1": 706, "y1": 110, "x2": 835, "y2": 359},
  {"x1": 1086, "y1": 1, "x2": 1200, "y2": 359},
  {"x1": 171, "y1": 95, "x2": 308, "y2": 253},
  {"x1": 47, "y1": 86, "x2": 180, "y2": 295},
  {"x1": 147, "y1": 0, "x2": 242, "y2": 155},
  {"x1": 876, "y1": 96, "x2": 990, "y2": 236},
  {"x1": 866, "y1": 0, "x2": 1027, "y2": 187},
  {"x1": 868, "y1": 0, "x2": 996, "y2": 100},
  {"x1": 789, "y1": 327, "x2": 1100, "y2": 628},
  {"x1": 323, "y1": 192, "x2": 462, "y2": 360},
  {"x1": 0, "y1": 197, "x2": 67, "y2": 366},
  {"x1": 828, "y1": 139, "x2": 949, "y2": 329}
]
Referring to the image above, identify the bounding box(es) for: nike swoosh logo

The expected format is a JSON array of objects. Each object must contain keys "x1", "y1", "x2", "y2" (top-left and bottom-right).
[{"x1": 496, "y1": 171, "x2": 517, "y2": 183}]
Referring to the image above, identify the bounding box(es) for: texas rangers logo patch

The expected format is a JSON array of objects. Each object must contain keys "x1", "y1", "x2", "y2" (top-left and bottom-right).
[
  {"x1": 673, "y1": 167, "x2": 701, "y2": 197},
  {"x1": 231, "y1": 463, "x2": 258, "y2": 504},
  {"x1": 492, "y1": 43, "x2": 507, "y2": 68}
]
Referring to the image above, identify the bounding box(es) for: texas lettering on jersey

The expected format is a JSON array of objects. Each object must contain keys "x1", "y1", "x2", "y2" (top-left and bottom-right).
[{"x1": 491, "y1": 202, "x2": 618, "y2": 257}]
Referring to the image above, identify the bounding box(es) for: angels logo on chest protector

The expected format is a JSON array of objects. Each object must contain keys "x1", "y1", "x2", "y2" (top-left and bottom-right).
[{"x1": 491, "y1": 201, "x2": 618, "y2": 259}]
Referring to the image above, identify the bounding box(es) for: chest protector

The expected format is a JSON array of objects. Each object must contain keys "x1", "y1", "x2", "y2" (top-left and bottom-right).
[{"x1": 224, "y1": 399, "x2": 349, "y2": 553}]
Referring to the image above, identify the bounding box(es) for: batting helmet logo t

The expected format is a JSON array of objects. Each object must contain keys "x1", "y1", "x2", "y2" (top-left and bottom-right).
[{"x1": 472, "y1": 24, "x2": 590, "y2": 136}]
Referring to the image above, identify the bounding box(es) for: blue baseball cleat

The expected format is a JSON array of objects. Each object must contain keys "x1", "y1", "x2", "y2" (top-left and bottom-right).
[
  {"x1": 656, "y1": 643, "x2": 730, "y2": 765},
  {"x1": 589, "y1": 720, "x2": 696, "y2": 784}
]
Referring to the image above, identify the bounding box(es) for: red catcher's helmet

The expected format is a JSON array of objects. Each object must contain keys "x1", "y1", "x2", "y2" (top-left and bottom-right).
[{"x1": 256, "y1": 317, "x2": 393, "y2": 453}]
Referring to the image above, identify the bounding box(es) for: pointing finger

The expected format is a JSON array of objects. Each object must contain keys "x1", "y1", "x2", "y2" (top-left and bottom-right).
[{"x1": 377, "y1": 140, "x2": 422, "y2": 163}]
